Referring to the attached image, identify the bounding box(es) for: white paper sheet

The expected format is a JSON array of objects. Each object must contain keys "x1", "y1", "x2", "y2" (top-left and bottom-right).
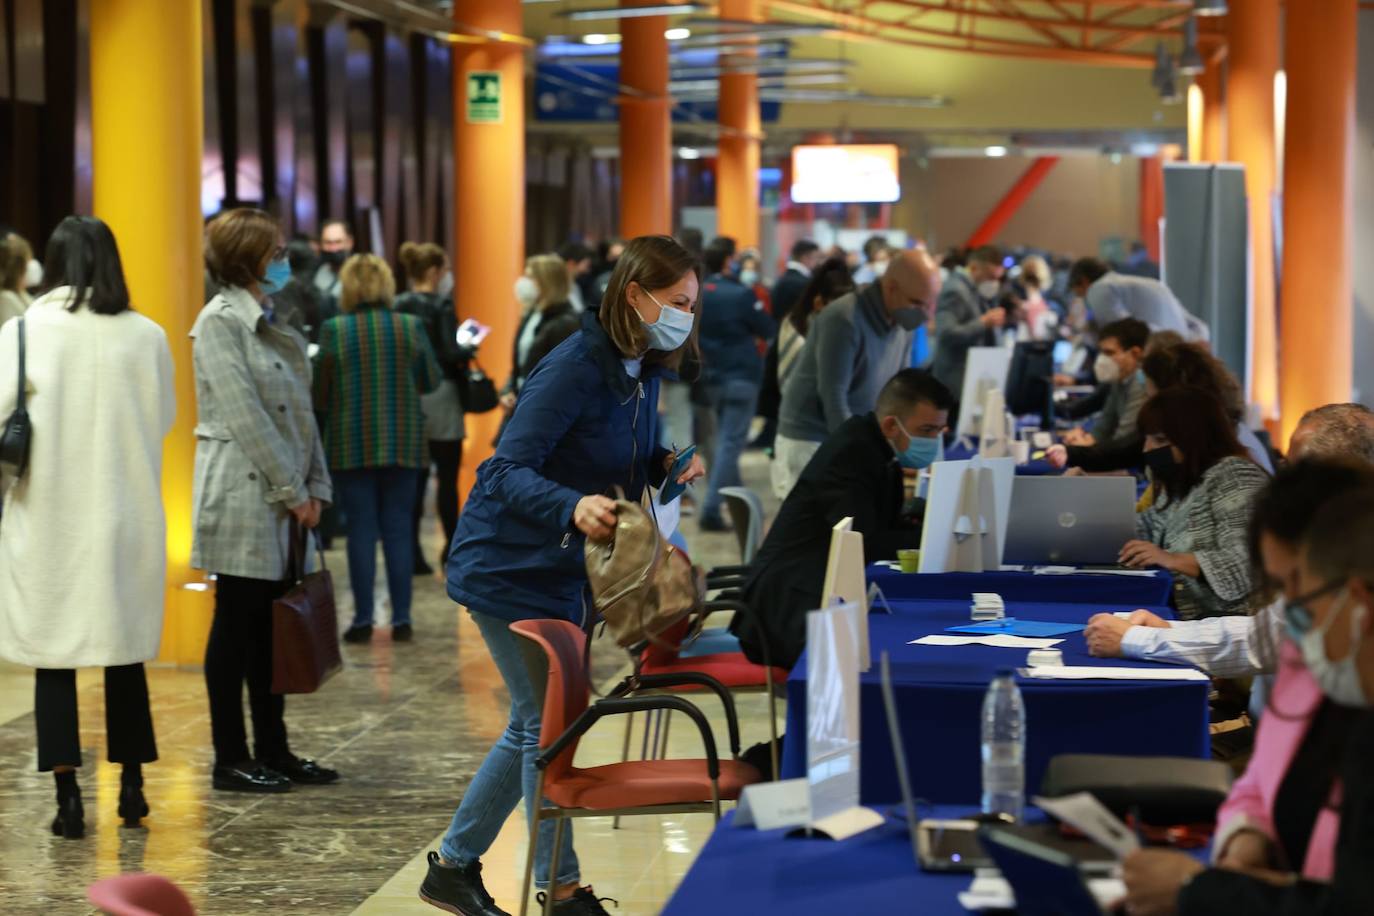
[
  {"x1": 958, "y1": 874, "x2": 1128, "y2": 911},
  {"x1": 1032, "y1": 792, "x2": 1140, "y2": 858},
  {"x1": 911, "y1": 634, "x2": 1064, "y2": 649},
  {"x1": 1020, "y1": 665, "x2": 1209, "y2": 682},
  {"x1": 1032, "y1": 565, "x2": 1160, "y2": 578}
]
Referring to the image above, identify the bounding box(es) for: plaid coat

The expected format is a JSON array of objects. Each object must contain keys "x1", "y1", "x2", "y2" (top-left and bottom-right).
[
  {"x1": 1137, "y1": 455, "x2": 1270, "y2": 619},
  {"x1": 190, "y1": 287, "x2": 332, "y2": 581}
]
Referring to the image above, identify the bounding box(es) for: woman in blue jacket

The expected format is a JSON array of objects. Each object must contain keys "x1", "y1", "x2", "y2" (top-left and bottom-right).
[{"x1": 419, "y1": 236, "x2": 707, "y2": 916}]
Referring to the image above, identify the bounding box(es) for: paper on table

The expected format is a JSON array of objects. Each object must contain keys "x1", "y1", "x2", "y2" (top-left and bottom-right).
[
  {"x1": 958, "y1": 874, "x2": 1128, "y2": 911},
  {"x1": 1033, "y1": 565, "x2": 1159, "y2": 578},
  {"x1": 1021, "y1": 665, "x2": 1209, "y2": 682},
  {"x1": 1032, "y1": 792, "x2": 1140, "y2": 859},
  {"x1": 911, "y1": 634, "x2": 1064, "y2": 649}
]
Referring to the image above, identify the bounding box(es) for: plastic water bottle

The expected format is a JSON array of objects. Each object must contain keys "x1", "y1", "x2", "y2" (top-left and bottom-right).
[{"x1": 981, "y1": 669, "x2": 1026, "y2": 822}]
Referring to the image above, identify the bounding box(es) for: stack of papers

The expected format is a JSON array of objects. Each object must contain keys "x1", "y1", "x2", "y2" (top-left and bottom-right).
[
  {"x1": 1021, "y1": 665, "x2": 1209, "y2": 682},
  {"x1": 958, "y1": 874, "x2": 1127, "y2": 912},
  {"x1": 1033, "y1": 566, "x2": 1159, "y2": 578},
  {"x1": 971, "y1": 593, "x2": 1006, "y2": 622},
  {"x1": 911, "y1": 634, "x2": 1064, "y2": 649}
]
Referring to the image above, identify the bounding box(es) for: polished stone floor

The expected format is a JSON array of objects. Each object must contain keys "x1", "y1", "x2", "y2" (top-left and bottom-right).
[{"x1": 0, "y1": 451, "x2": 782, "y2": 915}]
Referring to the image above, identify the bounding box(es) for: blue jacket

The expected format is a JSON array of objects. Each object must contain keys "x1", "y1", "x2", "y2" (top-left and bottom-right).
[
  {"x1": 698, "y1": 273, "x2": 776, "y2": 385},
  {"x1": 447, "y1": 311, "x2": 671, "y2": 623}
]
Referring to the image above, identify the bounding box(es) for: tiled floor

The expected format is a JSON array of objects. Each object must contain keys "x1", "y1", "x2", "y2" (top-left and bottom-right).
[{"x1": 0, "y1": 450, "x2": 782, "y2": 915}]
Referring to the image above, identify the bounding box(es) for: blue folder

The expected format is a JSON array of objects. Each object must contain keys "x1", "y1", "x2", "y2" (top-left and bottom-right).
[{"x1": 946, "y1": 618, "x2": 1085, "y2": 638}]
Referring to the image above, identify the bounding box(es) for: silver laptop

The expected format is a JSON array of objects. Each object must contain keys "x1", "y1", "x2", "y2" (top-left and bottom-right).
[{"x1": 1002, "y1": 476, "x2": 1137, "y2": 566}]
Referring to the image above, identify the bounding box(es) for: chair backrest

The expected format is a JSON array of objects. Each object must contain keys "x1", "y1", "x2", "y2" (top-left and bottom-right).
[
  {"x1": 88, "y1": 874, "x2": 196, "y2": 916},
  {"x1": 719, "y1": 486, "x2": 764, "y2": 563},
  {"x1": 510, "y1": 619, "x2": 590, "y2": 783}
]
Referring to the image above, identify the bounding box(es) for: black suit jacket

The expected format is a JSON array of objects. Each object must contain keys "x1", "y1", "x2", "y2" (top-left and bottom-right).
[
  {"x1": 770, "y1": 267, "x2": 810, "y2": 321},
  {"x1": 735, "y1": 413, "x2": 922, "y2": 669}
]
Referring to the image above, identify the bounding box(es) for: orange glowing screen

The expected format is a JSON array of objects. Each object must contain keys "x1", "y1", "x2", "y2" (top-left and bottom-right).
[{"x1": 790, "y1": 144, "x2": 901, "y2": 204}]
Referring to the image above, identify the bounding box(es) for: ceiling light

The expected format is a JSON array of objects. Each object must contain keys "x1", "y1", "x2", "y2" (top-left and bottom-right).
[
  {"x1": 665, "y1": 28, "x2": 691, "y2": 40},
  {"x1": 561, "y1": 4, "x2": 709, "y2": 21},
  {"x1": 581, "y1": 33, "x2": 619, "y2": 45},
  {"x1": 985, "y1": 146, "x2": 1008, "y2": 158},
  {"x1": 1177, "y1": 19, "x2": 1204, "y2": 76},
  {"x1": 1150, "y1": 43, "x2": 1173, "y2": 91},
  {"x1": 678, "y1": 147, "x2": 701, "y2": 159},
  {"x1": 1193, "y1": 0, "x2": 1227, "y2": 15}
]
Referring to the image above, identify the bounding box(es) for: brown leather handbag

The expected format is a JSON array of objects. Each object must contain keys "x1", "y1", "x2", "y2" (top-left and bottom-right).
[
  {"x1": 271, "y1": 523, "x2": 343, "y2": 694},
  {"x1": 584, "y1": 487, "x2": 703, "y2": 648}
]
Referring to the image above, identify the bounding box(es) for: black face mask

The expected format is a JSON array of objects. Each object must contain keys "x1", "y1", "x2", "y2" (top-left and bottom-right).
[
  {"x1": 1143, "y1": 445, "x2": 1178, "y2": 480},
  {"x1": 321, "y1": 249, "x2": 348, "y2": 269}
]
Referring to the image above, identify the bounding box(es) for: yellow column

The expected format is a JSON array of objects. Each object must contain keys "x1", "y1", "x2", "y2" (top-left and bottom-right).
[
  {"x1": 619, "y1": 2, "x2": 672, "y2": 237},
  {"x1": 1278, "y1": 0, "x2": 1357, "y2": 442},
  {"x1": 90, "y1": 0, "x2": 210, "y2": 665},
  {"x1": 453, "y1": 0, "x2": 525, "y2": 500},
  {"x1": 717, "y1": 0, "x2": 761, "y2": 247},
  {"x1": 1226, "y1": 0, "x2": 1279, "y2": 427}
]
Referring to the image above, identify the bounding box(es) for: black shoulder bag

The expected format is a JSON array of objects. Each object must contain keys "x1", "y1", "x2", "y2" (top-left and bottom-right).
[{"x1": 0, "y1": 318, "x2": 31, "y2": 480}]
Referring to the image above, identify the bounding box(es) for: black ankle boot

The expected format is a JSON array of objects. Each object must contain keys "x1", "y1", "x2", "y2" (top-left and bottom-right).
[
  {"x1": 118, "y1": 764, "x2": 149, "y2": 827},
  {"x1": 51, "y1": 772, "x2": 84, "y2": 839}
]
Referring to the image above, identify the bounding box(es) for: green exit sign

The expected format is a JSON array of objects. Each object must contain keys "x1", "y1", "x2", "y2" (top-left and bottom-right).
[{"x1": 466, "y1": 71, "x2": 502, "y2": 124}]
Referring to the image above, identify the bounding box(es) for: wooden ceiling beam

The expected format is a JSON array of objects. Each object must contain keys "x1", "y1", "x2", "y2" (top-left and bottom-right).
[{"x1": 864, "y1": 0, "x2": 1199, "y2": 39}]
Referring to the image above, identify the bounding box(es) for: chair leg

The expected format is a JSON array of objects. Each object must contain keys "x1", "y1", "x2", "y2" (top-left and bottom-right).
[
  {"x1": 520, "y1": 773, "x2": 546, "y2": 916},
  {"x1": 767, "y1": 685, "x2": 780, "y2": 780},
  {"x1": 544, "y1": 815, "x2": 567, "y2": 916},
  {"x1": 658, "y1": 709, "x2": 673, "y2": 759},
  {"x1": 711, "y1": 778, "x2": 722, "y2": 821},
  {"x1": 613, "y1": 711, "x2": 635, "y2": 830}
]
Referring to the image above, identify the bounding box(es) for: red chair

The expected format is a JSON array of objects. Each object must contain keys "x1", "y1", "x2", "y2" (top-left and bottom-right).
[
  {"x1": 509, "y1": 619, "x2": 761, "y2": 916},
  {"x1": 88, "y1": 874, "x2": 195, "y2": 916}
]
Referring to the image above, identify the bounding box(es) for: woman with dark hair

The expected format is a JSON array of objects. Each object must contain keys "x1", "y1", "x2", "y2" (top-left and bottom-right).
[
  {"x1": 768, "y1": 257, "x2": 855, "y2": 498},
  {"x1": 418, "y1": 236, "x2": 708, "y2": 916},
  {"x1": 0, "y1": 215, "x2": 175, "y2": 837},
  {"x1": 1119, "y1": 386, "x2": 1270, "y2": 618},
  {"x1": 191, "y1": 207, "x2": 337, "y2": 794}
]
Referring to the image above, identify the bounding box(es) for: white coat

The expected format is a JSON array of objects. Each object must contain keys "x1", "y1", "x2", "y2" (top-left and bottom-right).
[{"x1": 0, "y1": 287, "x2": 176, "y2": 668}]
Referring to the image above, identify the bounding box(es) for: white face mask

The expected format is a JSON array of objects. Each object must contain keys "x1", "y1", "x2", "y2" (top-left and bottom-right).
[
  {"x1": 640, "y1": 289, "x2": 694, "y2": 352},
  {"x1": 24, "y1": 259, "x2": 42, "y2": 290},
  {"x1": 437, "y1": 271, "x2": 454, "y2": 298},
  {"x1": 977, "y1": 279, "x2": 1001, "y2": 300},
  {"x1": 1294, "y1": 588, "x2": 1370, "y2": 707},
  {"x1": 739, "y1": 269, "x2": 760, "y2": 287},
  {"x1": 513, "y1": 275, "x2": 540, "y2": 309},
  {"x1": 871, "y1": 259, "x2": 890, "y2": 278},
  {"x1": 1094, "y1": 353, "x2": 1122, "y2": 384}
]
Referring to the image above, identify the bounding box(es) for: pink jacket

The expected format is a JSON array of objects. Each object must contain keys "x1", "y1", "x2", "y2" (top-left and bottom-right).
[{"x1": 1214, "y1": 641, "x2": 1342, "y2": 879}]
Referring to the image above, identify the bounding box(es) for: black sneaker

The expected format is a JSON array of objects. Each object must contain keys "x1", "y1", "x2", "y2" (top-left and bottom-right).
[
  {"x1": 343, "y1": 625, "x2": 373, "y2": 644},
  {"x1": 418, "y1": 852, "x2": 509, "y2": 916},
  {"x1": 393, "y1": 623, "x2": 414, "y2": 642},
  {"x1": 537, "y1": 887, "x2": 618, "y2": 915}
]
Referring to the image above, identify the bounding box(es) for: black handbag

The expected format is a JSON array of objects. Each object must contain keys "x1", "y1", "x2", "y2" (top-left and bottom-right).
[
  {"x1": 0, "y1": 317, "x2": 31, "y2": 480},
  {"x1": 460, "y1": 361, "x2": 500, "y2": 414},
  {"x1": 1040, "y1": 753, "x2": 1234, "y2": 825}
]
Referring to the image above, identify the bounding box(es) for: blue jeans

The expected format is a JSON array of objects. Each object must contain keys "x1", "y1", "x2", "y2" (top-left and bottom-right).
[
  {"x1": 332, "y1": 467, "x2": 420, "y2": 628},
  {"x1": 700, "y1": 378, "x2": 760, "y2": 523},
  {"x1": 441, "y1": 611, "x2": 580, "y2": 888}
]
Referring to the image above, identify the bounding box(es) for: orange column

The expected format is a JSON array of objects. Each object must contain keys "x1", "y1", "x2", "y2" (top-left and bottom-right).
[
  {"x1": 453, "y1": 0, "x2": 524, "y2": 495},
  {"x1": 620, "y1": 2, "x2": 672, "y2": 238},
  {"x1": 717, "y1": 0, "x2": 761, "y2": 248},
  {"x1": 1227, "y1": 0, "x2": 1279, "y2": 424},
  {"x1": 1139, "y1": 155, "x2": 1164, "y2": 263},
  {"x1": 1278, "y1": 0, "x2": 1357, "y2": 442},
  {"x1": 1200, "y1": 56, "x2": 1226, "y2": 162}
]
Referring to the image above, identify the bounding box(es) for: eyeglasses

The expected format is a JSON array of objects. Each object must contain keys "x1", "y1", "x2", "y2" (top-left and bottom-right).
[{"x1": 1283, "y1": 578, "x2": 1347, "y2": 637}]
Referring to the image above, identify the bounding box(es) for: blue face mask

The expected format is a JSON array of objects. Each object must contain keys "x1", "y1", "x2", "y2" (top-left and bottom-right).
[
  {"x1": 641, "y1": 290, "x2": 694, "y2": 352},
  {"x1": 894, "y1": 419, "x2": 941, "y2": 469},
  {"x1": 261, "y1": 256, "x2": 291, "y2": 296}
]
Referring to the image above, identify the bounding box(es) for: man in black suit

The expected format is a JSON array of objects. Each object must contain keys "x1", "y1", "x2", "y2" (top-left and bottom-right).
[
  {"x1": 735, "y1": 368, "x2": 953, "y2": 669},
  {"x1": 770, "y1": 239, "x2": 822, "y2": 319}
]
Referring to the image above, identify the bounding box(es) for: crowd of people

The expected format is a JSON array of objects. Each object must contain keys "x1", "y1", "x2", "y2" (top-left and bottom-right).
[{"x1": 2, "y1": 211, "x2": 1373, "y2": 916}]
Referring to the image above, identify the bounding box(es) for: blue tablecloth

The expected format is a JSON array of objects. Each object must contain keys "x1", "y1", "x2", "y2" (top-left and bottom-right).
[
  {"x1": 868, "y1": 564, "x2": 1173, "y2": 607},
  {"x1": 662, "y1": 808, "x2": 973, "y2": 915},
  {"x1": 781, "y1": 598, "x2": 1211, "y2": 804},
  {"x1": 944, "y1": 439, "x2": 1060, "y2": 476}
]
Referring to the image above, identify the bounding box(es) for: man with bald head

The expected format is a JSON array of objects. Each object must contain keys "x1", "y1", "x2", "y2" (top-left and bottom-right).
[
  {"x1": 1084, "y1": 401, "x2": 1374, "y2": 669},
  {"x1": 774, "y1": 247, "x2": 941, "y2": 495}
]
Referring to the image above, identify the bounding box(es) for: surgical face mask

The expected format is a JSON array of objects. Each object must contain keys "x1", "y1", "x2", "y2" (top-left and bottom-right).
[
  {"x1": 640, "y1": 289, "x2": 694, "y2": 352},
  {"x1": 893, "y1": 419, "x2": 940, "y2": 470},
  {"x1": 977, "y1": 279, "x2": 1001, "y2": 300},
  {"x1": 1287, "y1": 586, "x2": 1370, "y2": 707},
  {"x1": 871, "y1": 259, "x2": 889, "y2": 278},
  {"x1": 24, "y1": 259, "x2": 42, "y2": 290},
  {"x1": 1094, "y1": 352, "x2": 1122, "y2": 384},
  {"x1": 739, "y1": 268, "x2": 760, "y2": 287},
  {"x1": 514, "y1": 275, "x2": 540, "y2": 309},
  {"x1": 891, "y1": 305, "x2": 927, "y2": 331},
  {"x1": 437, "y1": 271, "x2": 454, "y2": 298},
  {"x1": 260, "y1": 256, "x2": 291, "y2": 296}
]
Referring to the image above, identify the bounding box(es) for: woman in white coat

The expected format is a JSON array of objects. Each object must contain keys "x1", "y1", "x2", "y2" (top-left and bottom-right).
[{"x1": 0, "y1": 216, "x2": 176, "y2": 839}]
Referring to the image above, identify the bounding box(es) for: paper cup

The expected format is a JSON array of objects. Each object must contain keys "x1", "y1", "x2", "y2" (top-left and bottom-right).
[{"x1": 897, "y1": 549, "x2": 921, "y2": 573}]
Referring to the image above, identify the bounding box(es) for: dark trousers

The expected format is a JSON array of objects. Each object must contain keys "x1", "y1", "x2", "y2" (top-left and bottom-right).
[
  {"x1": 414, "y1": 439, "x2": 463, "y2": 559},
  {"x1": 35, "y1": 665, "x2": 157, "y2": 771},
  {"x1": 205, "y1": 575, "x2": 290, "y2": 766},
  {"x1": 335, "y1": 467, "x2": 420, "y2": 627}
]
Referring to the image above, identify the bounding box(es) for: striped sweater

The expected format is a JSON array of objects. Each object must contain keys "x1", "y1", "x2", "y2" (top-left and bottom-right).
[{"x1": 313, "y1": 307, "x2": 441, "y2": 470}]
